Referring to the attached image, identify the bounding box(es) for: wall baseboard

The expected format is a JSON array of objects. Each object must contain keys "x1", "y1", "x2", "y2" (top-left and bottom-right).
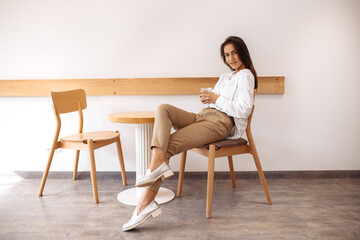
[{"x1": 6, "y1": 170, "x2": 360, "y2": 180}]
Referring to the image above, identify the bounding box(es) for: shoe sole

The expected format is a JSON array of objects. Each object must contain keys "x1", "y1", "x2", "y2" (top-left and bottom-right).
[
  {"x1": 123, "y1": 208, "x2": 163, "y2": 231},
  {"x1": 135, "y1": 169, "x2": 174, "y2": 187}
]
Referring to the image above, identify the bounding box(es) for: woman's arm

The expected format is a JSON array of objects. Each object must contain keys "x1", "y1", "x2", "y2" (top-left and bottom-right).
[{"x1": 215, "y1": 73, "x2": 254, "y2": 119}]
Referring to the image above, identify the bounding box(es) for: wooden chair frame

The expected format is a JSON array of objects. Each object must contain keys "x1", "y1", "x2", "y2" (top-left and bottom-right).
[
  {"x1": 177, "y1": 105, "x2": 272, "y2": 218},
  {"x1": 38, "y1": 89, "x2": 127, "y2": 203}
]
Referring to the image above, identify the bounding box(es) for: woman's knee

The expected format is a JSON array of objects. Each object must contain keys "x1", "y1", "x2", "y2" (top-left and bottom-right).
[
  {"x1": 156, "y1": 104, "x2": 177, "y2": 118},
  {"x1": 157, "y1": 104, "x2": 173, "y2": 113}
]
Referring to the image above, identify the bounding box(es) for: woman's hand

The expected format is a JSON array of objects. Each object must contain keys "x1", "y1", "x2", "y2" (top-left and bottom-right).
[{"x1": 199, "y1": 90, "x2": 219, "y2": 104}]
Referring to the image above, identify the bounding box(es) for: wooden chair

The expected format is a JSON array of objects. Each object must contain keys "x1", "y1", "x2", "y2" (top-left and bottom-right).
[
  {"x1": 38, "y1": 89, "x2": 127, "y2": 203},
  {"x1": 177, "y1": 105, "x2": 272, "y2": 218}
]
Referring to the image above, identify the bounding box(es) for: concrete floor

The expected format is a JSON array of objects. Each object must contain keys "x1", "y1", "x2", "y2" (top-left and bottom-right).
[{"x1": 0, "y1": 176, "x2": 359, "y2": 240}]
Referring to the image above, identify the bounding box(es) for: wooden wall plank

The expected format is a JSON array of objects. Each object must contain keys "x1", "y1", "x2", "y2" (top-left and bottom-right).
[{"x1": 0, "y1": 76, "x2": 284, "y2": 96}]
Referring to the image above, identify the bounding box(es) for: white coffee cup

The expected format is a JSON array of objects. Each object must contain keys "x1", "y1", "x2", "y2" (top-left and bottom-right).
[
  {"x1": 200, "y1": 87, "x2": 212, "y2": 92},
  {"x1": 200, "y1": 88, "x2": 212, "y2": 103}
]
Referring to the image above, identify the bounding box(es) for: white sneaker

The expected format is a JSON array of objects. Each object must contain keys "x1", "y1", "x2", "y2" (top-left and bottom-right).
[
  {"x1": 135, "y1": 162, "x2": 174, "y2": 187},
  {"x1": 122, "y1": 200, "x2": 163, "y2": 231}
]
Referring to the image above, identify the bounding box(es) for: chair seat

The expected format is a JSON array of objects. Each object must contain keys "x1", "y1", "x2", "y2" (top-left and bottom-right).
[
  {"x1": 200, "y1": 138, "x2": 248, "y2": 150},
  {"x1": 61, "y1": 131, "x2": 119, "y2": 142}
]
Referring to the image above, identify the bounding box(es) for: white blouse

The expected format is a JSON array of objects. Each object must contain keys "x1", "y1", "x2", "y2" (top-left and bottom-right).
[{"x1": 208, "y1": 68, "x2": 255, "y2": 139}]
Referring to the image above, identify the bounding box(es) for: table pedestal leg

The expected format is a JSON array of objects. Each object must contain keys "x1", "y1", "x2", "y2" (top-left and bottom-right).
[
  {"x1": 135, "y1": 123, "x2": 153, "y2": 183},
  {"x1": 117, "y1": 123, "x2": 175, "y2": 206}
]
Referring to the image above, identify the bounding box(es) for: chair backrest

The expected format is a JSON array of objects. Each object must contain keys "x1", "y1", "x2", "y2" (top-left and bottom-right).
[
  {"x1": 51, "y1": 89, "x2": 87, "y2": 114},
  {"x1": 246, "y1": 105, "x2": 255, "y2": 131},
  {"x1": 245, "y1": 89, "x2": 256, "y2": 133}
]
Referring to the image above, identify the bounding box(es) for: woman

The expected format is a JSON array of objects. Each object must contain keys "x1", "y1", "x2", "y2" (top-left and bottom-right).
[{"x1": 123, "y1": 36, "x2": 258, "y2": 231}]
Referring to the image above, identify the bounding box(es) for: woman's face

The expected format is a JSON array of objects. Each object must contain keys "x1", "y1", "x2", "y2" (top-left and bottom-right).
[{"x1": 224, "y1": 43, "x2": 244, "y2": 72}]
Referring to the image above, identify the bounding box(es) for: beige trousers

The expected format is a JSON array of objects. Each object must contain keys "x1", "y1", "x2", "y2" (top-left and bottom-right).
[{"x1": 147, "y1": 104, "x2": 234, "y2": 193}]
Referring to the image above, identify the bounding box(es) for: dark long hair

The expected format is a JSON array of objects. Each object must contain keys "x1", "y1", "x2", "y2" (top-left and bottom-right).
[{"x1": 220, "y1": 36, "x2": 258, "y2": 89}]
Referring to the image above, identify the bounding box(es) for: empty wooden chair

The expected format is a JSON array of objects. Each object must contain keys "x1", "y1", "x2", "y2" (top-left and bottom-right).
[
  {"x1": 38, "y1": 89, "x2": 127, "y2": 203},
  {"x1": 177, "y1": 105, "x2": 272, "y2": 218}
]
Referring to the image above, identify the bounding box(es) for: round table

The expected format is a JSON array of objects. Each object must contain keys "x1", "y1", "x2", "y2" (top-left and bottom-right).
[{"x1": 109, "y1": 111, "x2": 175, "y2": 206}]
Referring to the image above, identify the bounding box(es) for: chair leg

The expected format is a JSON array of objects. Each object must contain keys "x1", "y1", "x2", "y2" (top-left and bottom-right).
[
  {"x1": 88, "y1": 139, "x2": 99, "y2": 204},
  {"x1": 73, "y1": 150, "x2": 80, "y2": 180},
  {"x1": 252, "y1": 147, "x2": 272, "y2": 205},
  {"x1": 177, "y1": 151, "x2": 187, "y2": 197},
  {"x1": 227, "y1": 156, "x2": 236, "y2": 188},
  {"x1": 38, "y1": 145, "x2": 57, "y2": 197},
  {"x1": 115, "y1": 134, "x2": 127, "y2": 186},
  {"x1": 206, "y1": 145, "x2": 216, "y2": 219}
]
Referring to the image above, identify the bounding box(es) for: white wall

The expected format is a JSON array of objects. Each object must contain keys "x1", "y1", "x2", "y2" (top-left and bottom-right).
[{"x1": 0, "y1": 0, "x2": 359, "y2": 173}]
